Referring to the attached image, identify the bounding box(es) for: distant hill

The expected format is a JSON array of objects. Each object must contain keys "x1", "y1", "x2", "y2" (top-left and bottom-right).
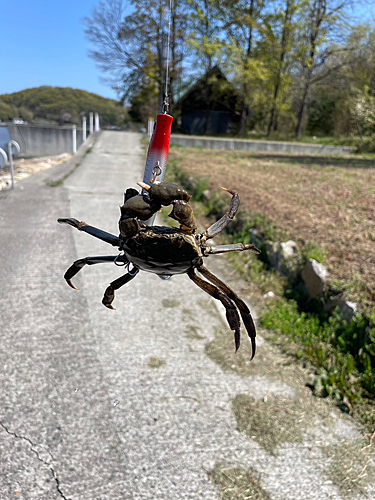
[{"x1": 0, "y1": 86, "x2": 126, "y2": 127}]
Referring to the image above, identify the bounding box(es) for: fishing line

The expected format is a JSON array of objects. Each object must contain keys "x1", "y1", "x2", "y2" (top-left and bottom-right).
[{"x1": 163, "y1": 0, "x2": 173, "y2": 112}]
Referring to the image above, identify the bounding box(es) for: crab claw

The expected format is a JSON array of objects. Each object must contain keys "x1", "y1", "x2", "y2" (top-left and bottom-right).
[
  {"x1": 221, "y1": 187, "x2": 236, "y2": 196},
  {"x1": 102, "y1": 285, "x2": 116, "y2": 310},
  {"x1": 58, "y1": 218, "x2": 85, "y2": 229},
  {"x1": 137, "y1": 181, "x2": 151, "y2": 191},
  {"x1": 169, "y1": 200, "x2": 197, "y2": 231},
  {"x1": 138, "y1": 181, "x2": 191, "y2": 205},
  {"x1": 66, "y1": 279, "x2": 79, "y2": 291},
  {"x1": 63, "y1": 261, "x2": 86, "y2": 290},
  {"x1": 124, "y1": 187, "x2": 139, "y2": 203}
]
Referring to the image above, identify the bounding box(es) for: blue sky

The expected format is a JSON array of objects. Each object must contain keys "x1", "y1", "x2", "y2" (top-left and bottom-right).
[{"x1": 0, "y1": 0, "x2": 132, "y2": 100}]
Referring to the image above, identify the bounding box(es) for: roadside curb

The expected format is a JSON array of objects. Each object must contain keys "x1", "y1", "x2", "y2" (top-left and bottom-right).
[
  {"x1": 44, "y1": 131, "x2": 101, "y2": 186},
  {"x1": 170, "y1": 134, "x2": 355, "y2": 156}
]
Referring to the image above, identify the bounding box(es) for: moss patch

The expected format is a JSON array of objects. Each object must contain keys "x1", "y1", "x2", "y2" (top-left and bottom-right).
[
  {"x1": 148, "y1": 357, "x2": 166, "y2": 369},
  {"x1": 208, "y1": 463, "x2": 271, "y2": 500},
  {"x1": 162, "y1": 298, "x2": 181, "y2": 308},
  {"x1": 185, "y1": 325, "x2": 205, "y2": 340}
]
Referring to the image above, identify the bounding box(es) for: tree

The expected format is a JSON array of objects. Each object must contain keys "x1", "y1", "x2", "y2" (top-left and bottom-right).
[
  {"x1": 342, "y1": 25, "x2": 375, "y2": 135},
  {"x1": 84, "y1": 0, "x2": 185, "y2": 119},
  {"x1": 184, "y1": 0, "x2": 226, "y2": 132},
  {"x1": 220, "y1": 0, "x2": 267, "y2": 135},
  {"x1": 185, "y1": 0, "x2": 224, "y2": 73},
  {"x1": 265, "y1": 0, "x2": 302, "y2": 136},
  {"x1": 294, "y1": 0, "x2": 354, "y2": 138}
]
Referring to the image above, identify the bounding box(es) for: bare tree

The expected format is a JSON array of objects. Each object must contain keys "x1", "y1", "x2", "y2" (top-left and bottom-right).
[
  {"x1": 84, "y1": 0, "x2": 184, "y2": 116},
  {"x1": 294, "y1": 0, "x2": 354, "y2": 138}
]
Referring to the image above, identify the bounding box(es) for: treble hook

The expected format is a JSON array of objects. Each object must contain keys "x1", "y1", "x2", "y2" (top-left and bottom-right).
[{"x1": 150, "y1": 161, "x2": 162, "y2": 184}]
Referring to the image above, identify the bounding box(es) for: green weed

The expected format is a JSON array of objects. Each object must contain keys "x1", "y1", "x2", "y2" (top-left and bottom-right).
[{"x1": 302, "y1": 241, "x2": 328, "y2": 263}]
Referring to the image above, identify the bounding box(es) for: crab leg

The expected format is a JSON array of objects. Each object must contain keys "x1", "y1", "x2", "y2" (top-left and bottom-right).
[
  {"x1": 188, "y1": 268, "x2": 242, "y2": 351},
  {"x1": 58, "y1": 218, "x2": 121, "y2": 247},
  {"x1": 197, "y1": 265, "x2": 256, "y2": 359},
  {"x1": 63, "y1": 255, "x2": 126, "y2": 290},
  {"x1": 202, "y1": 188, "x2": 240, "y2": 241},
  {"x1": 102, "y1": 267, "x2": 139, "y2": 310},
  {"x1": 204, "y1": 243, "x2": 261, "y2": 255}
]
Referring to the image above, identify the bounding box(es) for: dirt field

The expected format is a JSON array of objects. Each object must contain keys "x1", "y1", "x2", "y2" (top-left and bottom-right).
[{"x1": 169, "y1": 146, "x2": 375, "y2": 307}]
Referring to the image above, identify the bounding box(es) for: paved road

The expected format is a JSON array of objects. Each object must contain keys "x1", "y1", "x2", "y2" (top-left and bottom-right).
[{"x1": 0, "y1": 132, "x2": 372, "y2": 500}]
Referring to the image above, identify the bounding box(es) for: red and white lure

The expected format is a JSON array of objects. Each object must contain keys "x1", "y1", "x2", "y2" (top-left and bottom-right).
[
  {"x1": 141, "y1": 0, "x2": 173, "y2": 230},
  {"x1": 142, "y1": 112, "x2": 173, "y2": 189}
]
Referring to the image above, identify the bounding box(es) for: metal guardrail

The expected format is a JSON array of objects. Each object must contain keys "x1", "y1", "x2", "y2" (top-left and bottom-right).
[
  {"x1": 0, "y1": 140, "x2": 20, "y2": 190},
  {"x1": 0, "y1": 148, "x2": 7, "y2": 169}
]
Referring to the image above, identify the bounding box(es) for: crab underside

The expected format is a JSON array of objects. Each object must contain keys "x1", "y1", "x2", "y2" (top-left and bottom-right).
[{"x1": 58, "y1": 181, "x2": 260, "y2": 358}]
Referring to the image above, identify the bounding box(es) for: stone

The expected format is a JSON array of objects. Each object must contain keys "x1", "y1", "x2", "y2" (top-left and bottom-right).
[
  {"x1": 338, "y1": 300, "x2": 358, "y2": 323},
  {"x1": 324, "y1": 294, "x2": 343, "y2": 312},
  {"x1": 265, "y1": 241, "x2": 279, "y2": 268},
  {"x1": 201, "y1": 189, "x2": 211, "y2": 202},
  {"x1": 277, "y1": 240, "x2": 299, "y2": 279},
  {"x1": 279, "y1": 240, "x2": 298, "y2": 260},
  {"x1": 301, "y1": 259, "x2": 328, "y2": 298}
]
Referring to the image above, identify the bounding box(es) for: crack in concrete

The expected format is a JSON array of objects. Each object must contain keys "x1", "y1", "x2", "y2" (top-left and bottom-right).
[{"x1": 0, "y1": 421, "x2": 69, "y2": 500}]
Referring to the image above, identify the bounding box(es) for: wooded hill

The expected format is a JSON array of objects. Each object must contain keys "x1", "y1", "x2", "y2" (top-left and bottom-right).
[{"x1": 0, "y1": 86, "x2": 126, "y2": 127}]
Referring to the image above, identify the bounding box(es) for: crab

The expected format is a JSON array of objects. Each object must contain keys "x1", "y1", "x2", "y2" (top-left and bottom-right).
[{"x1": 58, "y1": 181, "x2": 260, "y2": 358}]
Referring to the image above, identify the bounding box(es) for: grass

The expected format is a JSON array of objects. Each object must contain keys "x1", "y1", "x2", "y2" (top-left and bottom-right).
[
  {"x1": 162, "y1": 298, "x2": 181, "y2": 308},
  {"x1": 231, "y1": 394, "x2": 375, "y2": 494},
  {"x1": 232, "y1": 394, "x2": 308, "y2": 455},
  {"x1": 165, "y1": 146, "x2": 375, "y2": 431},
  {"x1": 147, "y1": 357, "x2": 166, "y2": 369},
  {"x1": 208, "y1": 463, "x2": 271, "y2": 500},
  {"x1": 322, "y1": 438, "x2": 375, "y2": 495},
  {"x1": 160, "y1": 145, "x2": 375, "y2": 494}
]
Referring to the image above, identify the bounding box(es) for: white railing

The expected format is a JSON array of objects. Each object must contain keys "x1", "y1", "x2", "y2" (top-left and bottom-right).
[{"x1": 0, "y1": 140, "x2": 20, "y2": 190}]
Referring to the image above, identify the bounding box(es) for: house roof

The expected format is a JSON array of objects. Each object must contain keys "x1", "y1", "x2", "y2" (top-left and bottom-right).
[{"x1": 175, "y1": 66, "x2": 240, "y2": 115}]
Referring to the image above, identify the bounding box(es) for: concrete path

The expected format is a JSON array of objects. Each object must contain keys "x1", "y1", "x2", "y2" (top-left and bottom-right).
[{"x1": 0, "y1": 131, "x2": 373, "y2": 499}]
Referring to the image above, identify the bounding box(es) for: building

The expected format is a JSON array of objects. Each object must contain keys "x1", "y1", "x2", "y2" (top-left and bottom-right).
[{"x1": 174, "y1": 66, "x2": 241, "y2": 135}]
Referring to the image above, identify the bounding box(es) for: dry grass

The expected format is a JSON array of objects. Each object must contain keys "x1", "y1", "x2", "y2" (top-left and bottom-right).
[
  {"x1": 169, "y1": 146, "x2": 375, "y2": 306},
  {"x1": 232, "y1": 394, "x2": 309, "y2": 455},
  {"x1": 208, "y1": 463, "x2": 272, "y2": 500},
  {"x1": 147, "y1": 356, "x2": 166, "y2": 369},
  {"x1": 0, "y1": 153, "x2": 72, "y2": 190},
  {"x1": 322, "y1": 438, "x2": 375, "y2": 495}
]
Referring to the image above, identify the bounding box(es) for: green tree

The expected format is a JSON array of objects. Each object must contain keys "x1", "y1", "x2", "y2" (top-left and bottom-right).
[
  {"x1": 185, "y1": 0, "x2": 226, "y2": 133},
  {"x1": 265, "y1": 0, "x2": 303, "y2": 136},
  {"x1": 294, "y1": 0, "x2": 354, "y2": 138},
  {"x1": 220, "y1": 0, "x2": 267, "y2": 135},
  {"x1": 185, "y1": 0, "x2": 225, "y2": 72}
]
